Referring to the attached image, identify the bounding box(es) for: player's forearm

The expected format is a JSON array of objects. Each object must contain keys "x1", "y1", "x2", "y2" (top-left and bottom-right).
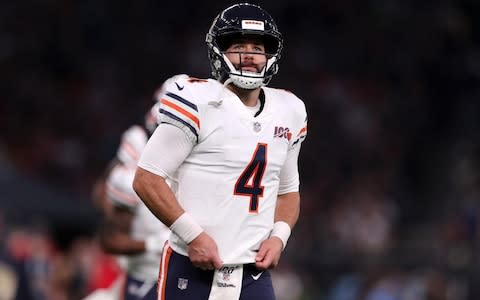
[
  {"x1": 275, "y1": 191, "x2": 300, "y2": 228},
  {"x1": 133, "y1": 167, "x2": 184, "y2": 226},
  {"x1": 271, "y1": 191, "x2": 300, "y2": 250}
]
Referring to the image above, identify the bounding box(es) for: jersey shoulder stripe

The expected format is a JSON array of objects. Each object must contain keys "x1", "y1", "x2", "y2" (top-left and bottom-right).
[
  {"x1": 159, "y1": 108, "x2": 199, "y2": 141},
  {"x1": 292, "y1": 124, "x2": 307, "y2": 147},
  {"x1": 159, "y1": 91, "x2": 200, "y2": 142},
  {"x1": 165, "y1": 92, "x2": 198, "y2": 111},
  {"x1": 297, "y1": 125, "x2": 307, "y2": 139},
  {"x1": 160, "y1": 97, "x2": 199, "y2": 128},
  {"x1": 158, "y1": 76, "x2": 223, "y2": 142}
]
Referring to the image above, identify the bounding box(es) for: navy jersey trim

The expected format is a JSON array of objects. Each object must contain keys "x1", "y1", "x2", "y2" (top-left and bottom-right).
[
  {"x1": 159, "y1": 110, "x2": 199, "y2": 140},
  {"x1": 165, "y1": 92, "x2": 198, "y2": 111}
]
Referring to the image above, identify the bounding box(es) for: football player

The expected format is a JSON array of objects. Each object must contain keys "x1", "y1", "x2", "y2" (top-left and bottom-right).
[
  {"x1": 100, "y1": 162, "x2": 168, "y2": 300},
  {"x1": 91, "y1": 75, "x2": 186, "y2": 300},
  {"x1": 133, "y1": 3, "x2": 307, "y2": 300}
]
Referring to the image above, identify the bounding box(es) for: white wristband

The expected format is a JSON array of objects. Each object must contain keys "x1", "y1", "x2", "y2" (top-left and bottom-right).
[
  {"x1": 169, "y1": 212, "x2": 203, "y2": 244},
  {"x1": 270, "y1": 221, "x2": 291, "y2": 250}
]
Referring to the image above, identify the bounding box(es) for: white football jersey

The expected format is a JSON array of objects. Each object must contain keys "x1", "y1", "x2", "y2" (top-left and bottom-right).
[
  {"x1": 106, "y1": 164, "x2": 170, "y2": 280},
  {"x1": 141, "y1": 76, "x2": 307, "y2": 264}
]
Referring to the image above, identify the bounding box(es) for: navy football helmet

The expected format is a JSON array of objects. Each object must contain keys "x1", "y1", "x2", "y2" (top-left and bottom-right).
[{"x1": 206, "y1": 3, "x2": 283, "y2": 89}]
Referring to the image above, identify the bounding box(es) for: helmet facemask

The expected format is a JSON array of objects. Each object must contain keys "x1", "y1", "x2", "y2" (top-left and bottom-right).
[{"x1": 208, "y1": 38, "x2": 279, "y2": 89}]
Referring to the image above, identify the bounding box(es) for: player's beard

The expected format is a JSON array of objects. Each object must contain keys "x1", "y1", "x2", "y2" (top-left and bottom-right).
[{"x1": 227, "y1": 52, "x2": 267, "y2": 75}]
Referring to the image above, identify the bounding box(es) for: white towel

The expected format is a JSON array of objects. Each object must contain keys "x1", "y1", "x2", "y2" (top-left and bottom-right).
[{"x1": 208, "y1": 265, "x2": 243, "y2": 300}]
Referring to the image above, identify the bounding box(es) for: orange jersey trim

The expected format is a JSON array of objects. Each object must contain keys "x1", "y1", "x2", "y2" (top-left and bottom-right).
[
  {"x1": 161, "y1": 99, "x2": 200, "y2": 129},
  {"x1": 297, "y1": 126, "x2": 307, "y2": 136}
]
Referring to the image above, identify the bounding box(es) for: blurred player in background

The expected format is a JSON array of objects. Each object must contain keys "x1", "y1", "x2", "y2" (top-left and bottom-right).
[
  {"x1": 85, "y1": 75, "x2": 186, "y2": 300},
  {"x1": 99, "y1": 161, "x2": 168, "y2": 299},
  {"x1": 133, "y1": 3, "x2": 307, "y2": 300}
]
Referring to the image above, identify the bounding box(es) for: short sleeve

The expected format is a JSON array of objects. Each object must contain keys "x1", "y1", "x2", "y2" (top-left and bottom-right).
[
  {"x1": 279, "y1": 92, "x2": 308, "y2": 194},
  {"x1": 157, "y1": 77, "x2": 200, "y2": 144},
  {"x1": 290, "y1": 104, "x2": 308, "y2": 150}
]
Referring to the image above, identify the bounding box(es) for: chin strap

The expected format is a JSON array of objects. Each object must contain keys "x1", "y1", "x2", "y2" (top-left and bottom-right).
[{"x1": 221, "y1": 52, "x2": 265, "y2": 89}]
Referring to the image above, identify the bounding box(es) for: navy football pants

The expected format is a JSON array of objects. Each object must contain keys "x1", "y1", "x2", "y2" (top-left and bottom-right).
[{"x1": 158, "y1": 246, "x2": 275, "y2": 300}]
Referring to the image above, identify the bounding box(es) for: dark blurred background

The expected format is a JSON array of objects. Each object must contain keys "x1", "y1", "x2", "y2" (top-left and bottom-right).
[{"x1": 1, "y1": 0, "x2": 480, "y2": 299}]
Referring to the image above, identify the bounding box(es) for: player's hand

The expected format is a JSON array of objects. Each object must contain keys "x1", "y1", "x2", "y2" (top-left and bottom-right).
[
  {"x1": 187, "y1": 232, "x2": 223, "y2": 270},
  {"x1": 254, "y1": 236, "x2": 283, "y2": 270}
]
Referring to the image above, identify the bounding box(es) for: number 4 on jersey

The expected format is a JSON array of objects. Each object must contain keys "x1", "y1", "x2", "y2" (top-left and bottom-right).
[{"x1": 234, "y1": 143, "x2": 267, "y2": 213}]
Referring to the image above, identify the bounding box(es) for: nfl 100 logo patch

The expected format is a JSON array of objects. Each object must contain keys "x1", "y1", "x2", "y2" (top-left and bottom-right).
[
  {"x1": 274, "y1": 126, "x2": 291, "y2": 141},
  {"x1": 177, "y1": 278, "x2": 188, "y2": 290}
]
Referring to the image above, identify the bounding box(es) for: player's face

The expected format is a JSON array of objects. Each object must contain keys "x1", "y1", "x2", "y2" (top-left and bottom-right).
[{"x1": 224, "y1": 37, "x2": 267, "y2": 74}]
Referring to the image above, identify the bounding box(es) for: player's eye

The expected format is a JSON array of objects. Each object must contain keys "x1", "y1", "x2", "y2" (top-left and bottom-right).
[
  {"x1": 233, "y1": 44, "x2": 245, "y2": 50},
  {"x1": 253, "y1": 46, "x2": 264, "y2": 52}
]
